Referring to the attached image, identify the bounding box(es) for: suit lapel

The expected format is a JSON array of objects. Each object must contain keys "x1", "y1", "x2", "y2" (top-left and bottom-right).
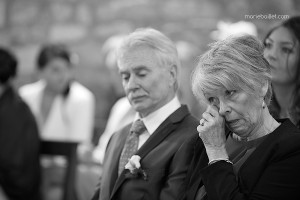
[
  {"x1": 101, "y1": 125, "x2": 131, "y2": 199},
  {"x1": 137, "y1": 118, "x2": 176, "y2": 158},
  {"x1": 110, "y1": 105, "x2": 190, "y2": 199},
  {"x1": 185, "y1": 138, "x2": 207, "y2": 200},
  {"x1": 139, "y1": 105, "x2": 190, "y2": 160}
]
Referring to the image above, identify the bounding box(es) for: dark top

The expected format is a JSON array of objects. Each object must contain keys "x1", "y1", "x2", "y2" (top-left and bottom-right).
[
  {"x1": 180, "y1": 119, "x2": 300, "y2": 200},
  {"x1": 0, "y1": 86, "x2": 41, "y2": 200},
  {"x1": 269, "y1": 93, "x2": 300, "y2": 128},
  {"x1": 226, "y1": 133, "x2": 267, "y2": 174},
  {"x1": 194, "y1": 132, "x2": 267, "y2": 200}
]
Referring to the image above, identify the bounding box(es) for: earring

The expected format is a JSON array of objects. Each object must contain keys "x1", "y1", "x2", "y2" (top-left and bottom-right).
[{"x1": 262, "y1": 100, "x2": 266, "y2": 109}]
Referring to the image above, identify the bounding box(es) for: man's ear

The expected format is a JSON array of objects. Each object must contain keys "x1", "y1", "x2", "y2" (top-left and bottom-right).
[{"x1": 169, "y1": 64, "x2": 177, "y2": 86}]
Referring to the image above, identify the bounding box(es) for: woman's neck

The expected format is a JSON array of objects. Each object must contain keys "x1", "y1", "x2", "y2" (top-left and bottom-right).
[
  {"x1": 241, "y1": 109, "x2": 280, "y2": 141},
  {"x1": 44, "y1": 85, "x2": 60, "y2": 97},
  {"x1": 0, "y1": 84, "x2": 10, "y2": 98},
  {"x1": 0, "y1": 85, "x2": 5, "y2": 98},
  {"x1": 272, "y1": 82, "x2": 296, "y2": 111}
]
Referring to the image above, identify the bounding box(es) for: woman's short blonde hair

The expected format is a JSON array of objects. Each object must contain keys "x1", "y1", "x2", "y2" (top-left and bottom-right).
[{"x1": 191, "y1": 34, "x2": 272, "y2": 105}]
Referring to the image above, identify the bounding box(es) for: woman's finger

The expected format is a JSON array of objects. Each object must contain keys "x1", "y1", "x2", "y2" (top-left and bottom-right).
[
  {"x1": 206, "y1": 105, "x2": 219, "y2": 117},
  {"x1": 199, "y1": 118, "x2": 206, "y2": 126},
  {"x1": 202, "y1": 112, "x2": 214, "y2": 122}
]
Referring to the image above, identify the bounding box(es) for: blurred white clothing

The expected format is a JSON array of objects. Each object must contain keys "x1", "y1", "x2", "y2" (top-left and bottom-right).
[
  {"x1": 93, "y1": 96, "x2": 135, "y2": 164},
  {"x1": 19, "y1": 80, "x2": 95, "y2": 144}
]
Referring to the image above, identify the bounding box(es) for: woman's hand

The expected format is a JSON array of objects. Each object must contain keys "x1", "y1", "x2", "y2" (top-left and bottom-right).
[{"x1": 197, "y1": 105, "x2": 229, "y2": 162}]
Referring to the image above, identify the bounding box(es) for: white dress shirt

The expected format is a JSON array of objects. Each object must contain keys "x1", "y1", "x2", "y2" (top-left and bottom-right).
[{"x1": 136, "y1": 96, "x2": 181, "y2": 149}]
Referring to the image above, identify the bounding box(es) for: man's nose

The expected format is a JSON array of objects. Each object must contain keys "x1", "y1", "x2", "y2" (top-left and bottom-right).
[{"x1": 126, "y1": 75, "x2": 139, "y2": 91}]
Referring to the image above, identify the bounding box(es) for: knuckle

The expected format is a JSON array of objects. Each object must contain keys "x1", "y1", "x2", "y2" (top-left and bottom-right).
[{"x1": 197, "y1": 125, "x2": 202, "y2": 132}]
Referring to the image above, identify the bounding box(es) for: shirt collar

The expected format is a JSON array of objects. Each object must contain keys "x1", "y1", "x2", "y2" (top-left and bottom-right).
[{"x1": 134, "y1": 96, "x2": 181, "y2": 135}]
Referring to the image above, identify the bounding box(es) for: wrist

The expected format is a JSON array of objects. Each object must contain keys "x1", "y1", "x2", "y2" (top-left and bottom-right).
[
  {"x1": 208, "y1": 158, "x2": 233, "y2": 165},
  {"x1": 205, "y1": 145, "x2": 229, "y2": 162}
]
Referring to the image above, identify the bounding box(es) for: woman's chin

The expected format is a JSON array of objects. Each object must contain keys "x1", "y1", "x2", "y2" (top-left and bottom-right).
[{"x1": 229, "y1": 124, "x2": 248, "y2": 135}]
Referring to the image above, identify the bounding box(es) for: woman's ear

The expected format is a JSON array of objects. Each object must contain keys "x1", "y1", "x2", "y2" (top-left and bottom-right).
[{"x1": 261, "y1": 80, "x2": 269, "y2": 97}]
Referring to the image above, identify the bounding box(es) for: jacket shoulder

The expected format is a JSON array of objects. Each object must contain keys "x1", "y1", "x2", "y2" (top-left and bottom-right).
[{"x1": 176, "y1": 112, "x2": 199, "y2": 135}]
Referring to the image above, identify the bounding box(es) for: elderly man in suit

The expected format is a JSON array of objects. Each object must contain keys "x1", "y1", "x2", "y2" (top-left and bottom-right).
[{"x1": 91, "y1": 28, "x2": 199, "y2": 200}]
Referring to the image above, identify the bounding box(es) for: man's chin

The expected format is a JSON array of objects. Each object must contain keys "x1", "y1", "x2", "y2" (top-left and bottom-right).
[{"x1": 132, "y1": 104, "x2": 151, "y2": 116}]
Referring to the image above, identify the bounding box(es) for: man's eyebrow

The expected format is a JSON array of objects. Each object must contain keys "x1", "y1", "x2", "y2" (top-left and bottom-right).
[
  {"x1": 132, "y1": 65, "x2": 149, "y2": 71},
  {"x1": 118, "y1": 66, "x2": 149, "y2": 74}
]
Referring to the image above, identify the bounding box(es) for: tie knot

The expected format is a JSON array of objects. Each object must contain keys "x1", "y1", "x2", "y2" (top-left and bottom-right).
[{"x1": 130, "y1": 119, "x2": 146, "y2": 136}]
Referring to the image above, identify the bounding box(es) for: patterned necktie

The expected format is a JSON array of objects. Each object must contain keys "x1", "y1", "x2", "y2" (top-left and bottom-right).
[{"x1": 118, "y1": 119, "x2": 147, "y2": 176}]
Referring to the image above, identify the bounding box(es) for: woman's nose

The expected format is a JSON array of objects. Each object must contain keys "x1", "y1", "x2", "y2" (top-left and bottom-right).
[
  {"x1": 218, "y1": 101, "x2": 231, "y2": 116},
  {"x1": 264, "y1": 47, "x2": 277, "y2": 62}
]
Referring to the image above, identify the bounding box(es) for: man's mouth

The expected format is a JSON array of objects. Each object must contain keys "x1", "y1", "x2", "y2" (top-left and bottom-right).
[{"x1": 131, "y1": 95, "x2": 146, "y2": 101}]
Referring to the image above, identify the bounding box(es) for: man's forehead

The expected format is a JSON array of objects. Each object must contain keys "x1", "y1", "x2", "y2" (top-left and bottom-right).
[
  {"x1": 118, "y1": 51, "x2": 158, "y2": 72},
  {"x1": 119, "y1": 65, "x2": 149, "y2": 72},
  {"x1": 121, "y1": 46, "x2": 155, "y2": 60}
]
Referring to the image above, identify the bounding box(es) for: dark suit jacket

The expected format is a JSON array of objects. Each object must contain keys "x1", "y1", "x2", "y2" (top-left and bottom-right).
[
  {"x1": 180, "y1": 119, "x2": 300, "y2": 200},
  {"x1": 0, "y1": 86, "x2": 41, "y2": 200},
  {"x1": 91, "y1": 105, "x2": 198, "y2": 200}
]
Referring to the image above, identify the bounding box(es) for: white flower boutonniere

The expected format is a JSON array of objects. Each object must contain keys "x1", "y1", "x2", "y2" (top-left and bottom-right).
[{"x1": 124, "y1": 155, "x2": 148, "y2": 180}]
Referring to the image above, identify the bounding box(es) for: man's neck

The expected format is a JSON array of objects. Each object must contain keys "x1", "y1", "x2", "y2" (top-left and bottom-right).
[
  {"x1": 140, "y1": 94, "x2": 176, "y2": 118},
  {"x1": 138, "y1": 96, "x2": 181, "y2": 135}
]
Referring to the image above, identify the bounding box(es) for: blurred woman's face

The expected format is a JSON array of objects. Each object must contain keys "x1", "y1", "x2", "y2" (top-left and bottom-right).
[
  {"x1": 204, "y1": 87, "x2": 264, "y2": 138},
  {"x1": 264, "y1": 27, "x2": 299, "y2": 85},
  {"x1": 40, "y1": 58, "x2": 72, "y2": 93}
]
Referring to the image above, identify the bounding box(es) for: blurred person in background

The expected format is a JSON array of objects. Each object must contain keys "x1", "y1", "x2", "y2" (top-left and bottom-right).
[
  {"x1": 19, "y1": 43, "x2": 95, "y2": 200},
  {"x1": 210, "y1": 20, "x2": 257, "y2": 41},
  {"x1": 76, "y1": 35, "x2": 135, "y2": 200},
  {"x1": 179, "y1": 35, "x2": 300, "y2": 200},
  {"x1": 0, "y1": 47, "x2": 40, "y2": 200},
  {"x1": 176, "y1": 40, "x2": 203, "y2": 119},
  {"x1": 93, "y1": 34, "x2": 136, "y2": 165},
  {"x1": 264, "y1": 15, "x2": 300, "y2": 128}
]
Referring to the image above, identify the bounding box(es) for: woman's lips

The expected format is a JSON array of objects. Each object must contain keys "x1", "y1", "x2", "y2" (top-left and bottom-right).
[{"x1": 227, "y1": 119, "x2": 240, "y2": 127}]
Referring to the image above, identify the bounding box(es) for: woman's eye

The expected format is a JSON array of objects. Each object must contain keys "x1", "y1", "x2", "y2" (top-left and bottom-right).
[
  {"x1": 264, "y1": 42, "x2": 271, "y2": 49},
  {"x1": 225, "y1": 90, "x2": 236, "y2": 96},
  {"x1": 208, "y1": 97, "x2": 217, "y2": 104},
  {"x1": 282, "y1": 47, "x2": 293, "y2": 54},
  {"x1": 207, "y1": 97, "x2": 220, "y2": 106}
]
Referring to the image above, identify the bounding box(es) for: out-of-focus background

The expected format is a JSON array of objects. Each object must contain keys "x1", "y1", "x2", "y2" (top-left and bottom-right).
[{"x1": 1, "y1": 0, "x2": 299, "y2": 142}]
